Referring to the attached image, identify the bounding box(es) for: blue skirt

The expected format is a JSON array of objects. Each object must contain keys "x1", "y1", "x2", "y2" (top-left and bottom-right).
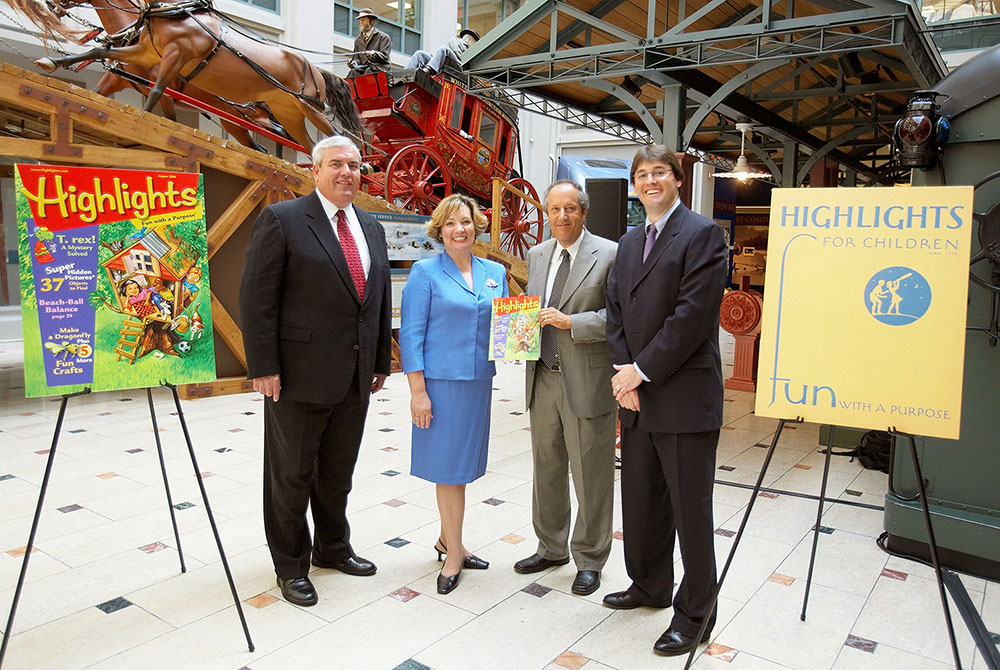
[{"x1": 410, "y1": 377, "x2": 492, "y2": 485}]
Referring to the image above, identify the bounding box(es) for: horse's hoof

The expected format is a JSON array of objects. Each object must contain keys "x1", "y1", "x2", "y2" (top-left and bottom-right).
[{"x1": 34, "y1": 57, "x2": 57, "y2": 73}]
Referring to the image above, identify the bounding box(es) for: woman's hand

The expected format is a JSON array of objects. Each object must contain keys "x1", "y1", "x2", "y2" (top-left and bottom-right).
[{"x1": 411, "y1": 390, "x2": 433, "y2": 429}]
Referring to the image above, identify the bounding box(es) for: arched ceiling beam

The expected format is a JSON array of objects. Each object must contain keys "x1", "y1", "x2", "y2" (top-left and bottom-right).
[
  {"x1": 796, "y1": 126, "x2": 870, "y2": 184},
  {"x1": 580, "y1": 78, "x2": 662, "y2": 141},
  {"x1": 681, "y1": 60, "x2": 785, "y2": 150}
]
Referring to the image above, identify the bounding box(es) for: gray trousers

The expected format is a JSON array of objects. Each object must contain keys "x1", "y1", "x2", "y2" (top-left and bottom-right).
[{"x1": 529, "y1": 366, "x2": 617, "y2": 571}]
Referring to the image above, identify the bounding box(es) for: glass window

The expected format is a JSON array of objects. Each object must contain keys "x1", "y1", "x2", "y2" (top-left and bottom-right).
[
  {"x1": 479, "y1": 113, "x2": 497, "y2": 147},
  {"x1": 334, "y1": 1, "x2": 423, "y2": 55},
  {"x1": 921, "y1": 0, "x2": 998, "y2": 23},
  {"x1": 232, "y1": 0, "x2": 278, "y2": 12},
  {"x1": 461, "y1": 0, "x2": 520, "y2": 38},
  {"x1": 450, "y1": 90, "x2": 465, "y2": 130}
]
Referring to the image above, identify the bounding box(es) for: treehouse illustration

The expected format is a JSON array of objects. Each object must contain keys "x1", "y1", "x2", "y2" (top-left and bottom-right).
[{"x1": 101, "y1": 228, "x2": 201, "y2": 364}]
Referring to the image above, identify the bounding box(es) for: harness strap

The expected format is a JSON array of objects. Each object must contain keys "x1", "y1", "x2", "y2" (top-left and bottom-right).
[{"x1": 179, "y1": 18, "x2": 226, "y2": 83}]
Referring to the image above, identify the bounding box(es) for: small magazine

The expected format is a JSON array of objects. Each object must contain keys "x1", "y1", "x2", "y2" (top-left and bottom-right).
[{"x1": 489, "y1": 296, "x2": 541, "y2": 361}]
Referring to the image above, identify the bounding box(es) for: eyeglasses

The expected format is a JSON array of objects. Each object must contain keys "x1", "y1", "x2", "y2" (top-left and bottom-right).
[{"x1": 633, "y1": 169, "x2": 673, "y2": 182}]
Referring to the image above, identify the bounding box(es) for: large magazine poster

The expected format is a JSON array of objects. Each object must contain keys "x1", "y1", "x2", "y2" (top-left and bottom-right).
[{"x1": 16, "y1": 164, "x2": 217, "y2": 397}]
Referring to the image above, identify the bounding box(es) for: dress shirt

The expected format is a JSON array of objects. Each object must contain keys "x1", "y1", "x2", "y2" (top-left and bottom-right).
[
  {"x1": 316, "y1": 190, "x2": 372, "y2": 276},
  {"x1": 543, "y1": 232, "x2": 585, "y2": 305},
  {"x1": 633, "y1": 197, "x2": 682, "y2": 382}
]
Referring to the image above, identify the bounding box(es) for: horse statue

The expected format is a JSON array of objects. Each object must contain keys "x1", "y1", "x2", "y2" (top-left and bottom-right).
[{"x1": 4, "y1": 0, "x2": 363, "y2": 152}]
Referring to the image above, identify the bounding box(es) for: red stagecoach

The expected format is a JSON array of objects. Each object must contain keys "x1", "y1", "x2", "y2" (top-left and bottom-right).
[{"x1": 346, "y1": 68, "x2": 542, "y2": 259}]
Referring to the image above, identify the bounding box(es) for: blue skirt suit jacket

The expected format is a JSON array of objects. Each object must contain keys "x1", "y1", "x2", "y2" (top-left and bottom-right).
[{"x1": 399, "y1": 252, "x2": 508, "y2": 483}]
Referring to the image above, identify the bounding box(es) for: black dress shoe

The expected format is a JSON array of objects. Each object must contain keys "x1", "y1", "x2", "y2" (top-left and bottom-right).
[
  {"x1": 602, "y1": 590, "x2": 651, "y2": 610},
  {"x1": 571, "y1": 570, "x2": 601, "y2": 595},
  {"x1": 436, "y1": 567, "x2": 461, "y2": 594},
  {"x1": 276, "y1": 576, "x2": 317, "y2": 606},
  {"x1": 435, "y1": 540, "x2": 489, "y2": 570},
  {"x1": 513, "y1": 553, "x2": 570, "y2": 574},
  {"x1": 311, "y1": 554, "x2": 377, "y2": 576},
  {"x1": 652, "y1": 628, "x2": 710, "y2": 656}
]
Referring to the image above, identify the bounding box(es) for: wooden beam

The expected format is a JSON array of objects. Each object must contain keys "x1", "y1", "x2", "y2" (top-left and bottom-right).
[
  {"x1": 208, "y1": 179, "x2": 264, "y2": 258},
  {"x1": 0, "y1": 137, "x2": 173, "y2": 169},
  {"x1": 210, "y1": 290, "x2": 246, "y2": 369}
]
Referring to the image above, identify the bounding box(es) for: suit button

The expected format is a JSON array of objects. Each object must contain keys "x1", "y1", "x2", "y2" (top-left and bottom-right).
[
  {"x1": 359, "y1": 316, "x2": 364, "y2": 323},
  {"x1": 631, "y1": 297, "x2": 637, "y2": 303},
  {"x1": 353, "y1": 344, "x2": 359, "y2": 351}
]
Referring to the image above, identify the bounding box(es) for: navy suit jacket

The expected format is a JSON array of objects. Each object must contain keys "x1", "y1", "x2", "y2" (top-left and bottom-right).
[
  {"x1": 239, "y1": 191, "x2": 392, "y2": 404},
  {"x1": 606, "y1": 202, "x2": 728, "y2": 433},
  {"x1": 399, "y1": 252, "x2": 508, "y2": 381}
]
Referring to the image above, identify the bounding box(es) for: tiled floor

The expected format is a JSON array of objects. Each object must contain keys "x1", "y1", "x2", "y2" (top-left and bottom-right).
[{"x1": 0, "y1": 335, "x2": 995, "y2": 669}]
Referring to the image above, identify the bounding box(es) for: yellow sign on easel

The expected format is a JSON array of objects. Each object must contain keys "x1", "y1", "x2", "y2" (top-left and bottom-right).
[{"x1": 755, "y1": 186, "x2": 973, "y2": 439}]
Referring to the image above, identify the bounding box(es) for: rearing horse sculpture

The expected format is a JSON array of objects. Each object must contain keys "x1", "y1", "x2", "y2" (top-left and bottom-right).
[{"x1": 7, "y1": 0, "x2": 363, "y2": 151}]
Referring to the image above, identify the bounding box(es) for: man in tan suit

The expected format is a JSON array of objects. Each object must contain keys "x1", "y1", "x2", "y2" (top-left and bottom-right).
[{"x1": 514, "y1": 180, "x2": 618, "y2": 596}]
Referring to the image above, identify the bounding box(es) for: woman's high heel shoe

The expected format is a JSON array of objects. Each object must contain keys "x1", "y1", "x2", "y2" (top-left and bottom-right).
[
  {"x1": 435, "y1": 539, "x2": 489, "y2": 570},
  {"x1": 437, "y1": 566, "x2": 461, "y2": 594}
]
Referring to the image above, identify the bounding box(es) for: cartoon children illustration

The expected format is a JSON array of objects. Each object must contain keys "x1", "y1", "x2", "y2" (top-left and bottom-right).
[
  {"x1": 120, "y1": 279, "x2": 171, "y2": 319},
  {"x1": 182, "y1": 266, "x2": 202, "y2": 306}
]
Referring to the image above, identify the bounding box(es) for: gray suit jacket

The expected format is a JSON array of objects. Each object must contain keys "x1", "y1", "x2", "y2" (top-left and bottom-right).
[{"x1": 525, "y1": 229, "x2": 618, "y2": 418}]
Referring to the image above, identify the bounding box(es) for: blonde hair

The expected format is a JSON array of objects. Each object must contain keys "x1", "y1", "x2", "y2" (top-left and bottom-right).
[{"x1": 426, "y1": 194, "x2": 488, "y2": 243}]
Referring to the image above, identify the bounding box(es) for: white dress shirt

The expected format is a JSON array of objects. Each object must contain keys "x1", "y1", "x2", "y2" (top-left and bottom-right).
[
  {"x1": 316, "y1": 190, "x2": 372, "y2": 277},
  {"x1": 544, "y1": 232, "x2": 585, "y2": 305}
]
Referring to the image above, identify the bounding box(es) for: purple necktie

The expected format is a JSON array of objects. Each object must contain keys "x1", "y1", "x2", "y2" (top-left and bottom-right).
[
  {"x1": 642, "y1": 224, "x2": 657, "y2": 262},
  {"x1": 336, "y1": 210, "x2": 366, "y2": 300}
]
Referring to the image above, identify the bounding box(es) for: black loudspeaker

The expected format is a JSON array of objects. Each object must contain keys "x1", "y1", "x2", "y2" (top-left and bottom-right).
[{"x1": 584, "y1": 178, "x2": 628, "y2": 242}]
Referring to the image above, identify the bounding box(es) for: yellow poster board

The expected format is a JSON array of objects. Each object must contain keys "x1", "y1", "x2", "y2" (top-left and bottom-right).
[{"x1": 755, "y1": 186, "x2": 973, "y2": 439}]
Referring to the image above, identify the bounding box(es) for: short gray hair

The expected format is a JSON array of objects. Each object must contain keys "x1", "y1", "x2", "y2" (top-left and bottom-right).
[
  {"x1": 312, "y1": 136, "x2": 361, "y2": 166},
  {"x1": 542, "y1": 179, "x2": 590, "y2": 213}
]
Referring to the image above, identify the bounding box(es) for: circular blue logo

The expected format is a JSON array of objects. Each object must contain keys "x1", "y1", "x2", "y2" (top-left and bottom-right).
[{"x1": 864, "y1": 267, "x2": 931, "y2": 326}]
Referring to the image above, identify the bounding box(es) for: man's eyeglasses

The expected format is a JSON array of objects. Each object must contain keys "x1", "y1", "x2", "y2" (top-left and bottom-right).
[{"x1": 633, "y1": 169, "x2": 673, "y2": 182}]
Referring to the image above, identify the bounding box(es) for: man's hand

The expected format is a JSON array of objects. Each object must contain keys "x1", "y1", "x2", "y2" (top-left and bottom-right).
[
  {"x1": 410, "y1": 390, "x2": 432, "y2": 429},
  {"x1": 539, "y1": 307, "x2": 571, "y2": 330},
  {"x1": 612, "y1": 363, "x2": 642, "y2": 402},
  {"x1": 371, "y1": 373, "x2": 387, "y2": 394},
  {"x1": 617, "y1": 388, "x2": 640, "y2": 412},
  {"x1": 252, "y1": 374, "x2": 281, "y2": 402}
]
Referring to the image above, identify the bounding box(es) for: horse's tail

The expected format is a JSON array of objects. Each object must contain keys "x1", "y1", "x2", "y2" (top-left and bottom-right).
[
  {"x1": 320, "y1": 68, "x2": 365, "y2": 143},
  {"x1": 12, "y1": 0, "x2": 86, "y2": 42}
]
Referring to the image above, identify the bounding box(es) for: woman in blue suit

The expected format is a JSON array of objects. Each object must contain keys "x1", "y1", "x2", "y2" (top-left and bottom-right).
[{"x1": 400, "y1": 194, "x2": 508, "y2": 594}]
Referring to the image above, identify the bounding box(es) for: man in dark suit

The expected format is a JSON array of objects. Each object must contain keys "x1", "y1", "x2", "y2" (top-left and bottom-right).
[
  {"x1": 604, "y1": 145, "x2": 728, "y2": 656},
  {"x1": 239, "y1": 135, "x2": 392, "y2": 607}
]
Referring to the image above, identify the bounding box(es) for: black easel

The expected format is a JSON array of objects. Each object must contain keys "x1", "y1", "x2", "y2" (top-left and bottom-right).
[
  {"x1": 0, "y1": 384, "x2": 254, "y2": 669},
  {"x1": 682, "y1": 422, "x2": 968, "y2": 670}
]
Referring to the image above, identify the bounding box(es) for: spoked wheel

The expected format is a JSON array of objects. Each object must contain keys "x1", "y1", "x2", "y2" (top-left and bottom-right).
[
  {"x1": 499, "y1": 178, "x2": 543, "y2": 259},
  {"x1": 383, "y1": 144, "x2": 452, "y2": 215}
]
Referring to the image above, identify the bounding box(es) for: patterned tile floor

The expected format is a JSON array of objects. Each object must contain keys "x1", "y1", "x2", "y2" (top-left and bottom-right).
[{"x1": 0, "y1": 335, "x2": 996, "y2": 669}]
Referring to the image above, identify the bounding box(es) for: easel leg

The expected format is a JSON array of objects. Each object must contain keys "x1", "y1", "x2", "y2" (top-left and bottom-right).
[
  {"x1": 801, "y1": 424, "x2": 835, "y2": 621},
  {"x1": 146, "y1": 388, "x2": 186, "y2": 573},
  {"x1": 683, "y1": 417, "x2": 802, "y2": 669},
  {"x1": 895, "y1": 429, "x2": 962, "y2": 669},
  {"x1": 0, "y1": 391, "x2": 86, "y2": 669},
  {"x1": 165, "y1": 385, "x2": 254, "y2": 653}
]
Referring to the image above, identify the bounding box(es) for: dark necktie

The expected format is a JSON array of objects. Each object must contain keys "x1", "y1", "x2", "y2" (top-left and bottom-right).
[
  {"x1": 642, "y1": 223, "x2": 658, "y2": 262},
  {"x1": 336, "y1": 210, "x2": 366, "y2": 300},
  {"x1": 539, "y1": 249, "x2": 570, "y2": 369}
]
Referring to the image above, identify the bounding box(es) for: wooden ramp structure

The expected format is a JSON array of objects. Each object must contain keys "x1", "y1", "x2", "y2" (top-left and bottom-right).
[{"x1": 0, "y1": 62, "x2": 528, "y2": 399}]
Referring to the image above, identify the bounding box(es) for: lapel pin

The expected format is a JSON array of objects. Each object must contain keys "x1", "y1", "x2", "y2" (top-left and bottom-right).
[{"x1": 485, "y1": 278, "x2": 499, "y2": 289}]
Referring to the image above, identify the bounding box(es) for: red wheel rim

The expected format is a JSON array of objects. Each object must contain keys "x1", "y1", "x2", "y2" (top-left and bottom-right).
[
  {"x1": 383, "y1": 145, "x2": 453, "y2": 215},
  {"x1": 499, "y1": 178, "x2": 542, "y2": 259}
]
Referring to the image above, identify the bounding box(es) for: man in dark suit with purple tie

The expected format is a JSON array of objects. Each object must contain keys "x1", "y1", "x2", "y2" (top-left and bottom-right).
[
  {"x1": 239, "y1": 135, "x2": 392, "y2": 607},
  {"x1": 603, "y1": 145, "x2": 728, "y2": 656}
]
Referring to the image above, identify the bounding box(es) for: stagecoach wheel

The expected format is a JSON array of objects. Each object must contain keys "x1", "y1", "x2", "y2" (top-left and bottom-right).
[
  {"x1": 384, "y1": 145, "x2": 453, "y2": 215},
  {"x1": 499, "y1": 178, "x2": 543, "y2": 259}
]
